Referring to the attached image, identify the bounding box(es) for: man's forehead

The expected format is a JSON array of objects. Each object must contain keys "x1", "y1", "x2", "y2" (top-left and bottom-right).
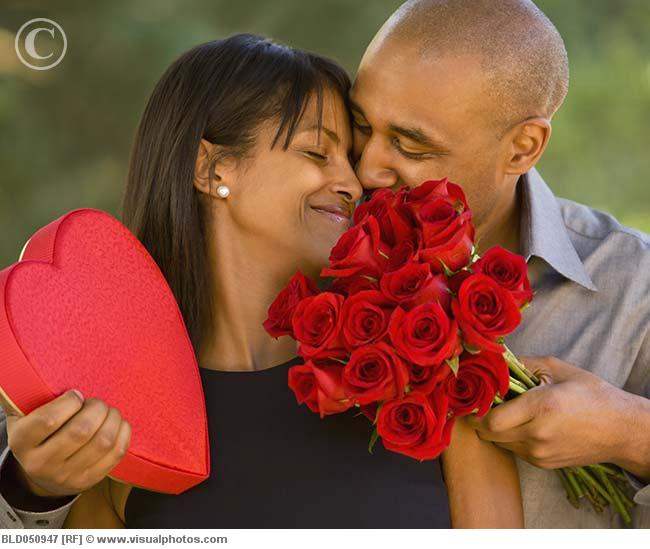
[{"x1": 351, "y1": 51, "x2": 484, "y2": 141}]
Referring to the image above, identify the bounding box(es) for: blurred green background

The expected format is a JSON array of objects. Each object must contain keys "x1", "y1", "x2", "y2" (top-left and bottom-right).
[{"x1": 1, "y1": 0, "x2": 649, "y2": 266}]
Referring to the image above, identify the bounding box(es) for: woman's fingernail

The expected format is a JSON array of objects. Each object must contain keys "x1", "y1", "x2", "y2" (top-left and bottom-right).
[{"x1": 71, "y1": 389, "x2": 84, "y2": 401}]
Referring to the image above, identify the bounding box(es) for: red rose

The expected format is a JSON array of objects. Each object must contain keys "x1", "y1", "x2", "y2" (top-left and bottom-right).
[
  {"x1": 292, "y1": 292, "x2": 345, "y2": 358},
  {"x1": 452, "y1": 274, "x2": 522, "y2": 353},
  {"x1": 342, "y1": 342, "x2": 409, "y2": 405},
  {"x1": 386, "y1": 229, "x2": 423, "y2": 272},
  {"x1": 264, "y1": 271, "x2": 319, "y2": 338},
  {"x1": 330, "y1": 274, "x2": 379, "y2": 296},
  {"x1": 389, "y1": 302, "x2": 461, "y2": 367},
  {"x1": 448, "y1": 269, "x2": 472, "y2": 295},
  {"x1": 288, "y1": 361, "x2": 353, "y2": 418},
  {"x1": 406, "y1": 362, "x2": 445, "y2": 396},
  {"x1": 340, "y1": 290, "x2": 393, "y2": 350},
  {"x1": 473, "y1": 246, "x2": 533, "y2": 307},
  {"x1": 353, "y1": 188, "x2": 394, "y2": 225},
  {"x1": 320, "y1": 216, "x2": 389, "y2": 279},
  {"x1": 380, "y1": 262, "x2": 450, "y2": 311},
  {"x1": 356, "y1": 188, "x2": 414, "y2": 247},
  {"x1": 377, "y1": 391, "x2": 454, "y2": 460},
  {"x1": 288, "y1": 363, "x2": 320, "y2": 414},
  {"x1": 441, "y1": 351, "x2": 509, "y2": 417},
  {"x1": 403, "y1": 178, "x2": 469, "y2": 218},
  {"x1": 312, "y1": 361, "x2": 354, "y2": 417},
  {"x1": 417, "y1": 198, "x2": 475, "y2": 273}
]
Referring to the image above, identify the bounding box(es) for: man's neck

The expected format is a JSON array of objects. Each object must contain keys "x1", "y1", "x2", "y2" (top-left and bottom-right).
[{"x1": 475, "y1": 179, "x2": 522, "y2": 254}]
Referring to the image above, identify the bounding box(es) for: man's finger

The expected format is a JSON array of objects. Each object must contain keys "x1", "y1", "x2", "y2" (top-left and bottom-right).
[
  {"x1": 473, "y1": 419, "x2": 534, "y2": 444},
  {"x1": 467, "y1": 391, "x2": 540, "y2": 434},
  {"x1": 518, "y1": 356, "x2": 581, "y2": 383},
  {"x1": 8, "y1": 390, "x2": 85, "y2": 454}
]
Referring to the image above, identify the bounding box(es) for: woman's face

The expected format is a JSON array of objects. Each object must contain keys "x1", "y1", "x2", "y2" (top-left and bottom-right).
[{"x1": 211, "y1": 89, "x2": 362, "y2": 278}]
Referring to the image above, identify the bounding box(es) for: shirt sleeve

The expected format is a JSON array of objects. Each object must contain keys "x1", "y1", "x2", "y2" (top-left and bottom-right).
[
  {"x1": 0, "y1": 410, "x2": 81, "y2": 529},
  {"x1": 623, "y1": 327, "x2": 650, "y2": 511}
]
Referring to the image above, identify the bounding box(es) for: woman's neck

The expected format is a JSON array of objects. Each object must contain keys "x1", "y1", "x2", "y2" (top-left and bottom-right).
[{"x1": 197, "y1": 224, "x2": 301, "y2": 372}]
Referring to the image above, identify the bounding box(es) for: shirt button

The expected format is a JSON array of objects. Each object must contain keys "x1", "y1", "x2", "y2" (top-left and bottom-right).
[
  {"x1": 35, "y1": 519, "x2": 49, "y2": 526},
  {"x1": 6, "y1": 511, "x2": 17, "y2": 522}
]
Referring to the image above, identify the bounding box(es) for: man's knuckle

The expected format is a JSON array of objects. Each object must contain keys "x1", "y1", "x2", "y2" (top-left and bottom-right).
[
  {"x1": 70, "y1": 420, "x2": 94, "y2": 440},
  {"x1": 97, "y1": 432, "x2": 115, "y2": 451},
  {"x1": 36, "y1": 413, "x2": 57, "y2": 431}
]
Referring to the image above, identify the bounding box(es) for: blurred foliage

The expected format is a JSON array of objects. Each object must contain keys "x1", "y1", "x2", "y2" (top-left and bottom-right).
[{"x1": 0, "y1": 0, "x2": 648, "y2": 265}]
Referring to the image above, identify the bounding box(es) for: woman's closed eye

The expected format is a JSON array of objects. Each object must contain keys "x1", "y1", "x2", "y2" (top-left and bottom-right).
[{"x1": 302, "y1": 149, "x2": 329, "y2": 162}]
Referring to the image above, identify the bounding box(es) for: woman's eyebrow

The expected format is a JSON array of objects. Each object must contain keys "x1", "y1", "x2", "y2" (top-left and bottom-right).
[{"x1": 301, "y1": 125, "x2": 340, "y2": 144}]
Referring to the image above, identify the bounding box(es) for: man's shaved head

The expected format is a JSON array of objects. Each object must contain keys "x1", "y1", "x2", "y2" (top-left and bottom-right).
[{"x1": 370, "y1": 0, "x2": 569, "y2": 131}]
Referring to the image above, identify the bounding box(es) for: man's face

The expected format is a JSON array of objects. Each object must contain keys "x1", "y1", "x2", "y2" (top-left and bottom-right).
[{"x1": 350, "y1": 41, "x2": 510, "y2": 231}]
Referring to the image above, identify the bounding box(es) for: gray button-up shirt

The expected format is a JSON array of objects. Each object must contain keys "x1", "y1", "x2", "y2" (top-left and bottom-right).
[
  {"x1": 507, "y1": 168, "x2": 650, "y2": 528},
  {"x1": 0, "y1": 168, "x2": 648, "y2": 529}
]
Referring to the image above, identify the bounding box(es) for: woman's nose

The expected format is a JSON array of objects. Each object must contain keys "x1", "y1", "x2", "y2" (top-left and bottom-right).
[{"x1": 335, "y1": 171, "x2": 363, "y2": 204}]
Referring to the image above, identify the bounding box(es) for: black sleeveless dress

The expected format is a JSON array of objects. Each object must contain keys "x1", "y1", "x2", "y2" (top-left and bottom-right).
[{"x1": 125, "y1": 357, "x2": 450, "y2": 528}]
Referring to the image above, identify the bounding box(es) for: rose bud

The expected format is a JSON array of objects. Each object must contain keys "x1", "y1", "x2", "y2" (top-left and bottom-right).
[
  {"x1": 403, "y1": 178, "x2": 469, "y2": 218},
  {"x1": 312, "y1": 361, "x2": 354, "y2": 418},
  {"x1": 330, "y1": 274, "x2": 379, "y2": 296},
  {"x1": 320, "y1": 216, "x2": 389, "y2": 279},
  {"x1": 417, "y1": 198, "x2": 475, "y2": 274},
  {"x1": 288, "y1": 363, "x2": 320, "y2": 414},
  {"x1": 263, "y1": 271, "x2": 319, "y2": 338}
]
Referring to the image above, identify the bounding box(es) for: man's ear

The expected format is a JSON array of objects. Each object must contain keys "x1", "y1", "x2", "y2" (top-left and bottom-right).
[
  {"x1": 502, "y1": 117, "x2": 552, "y2": 176},
  {"x1": 193, "y1": 138, "x2": 237, "y2": 198}
]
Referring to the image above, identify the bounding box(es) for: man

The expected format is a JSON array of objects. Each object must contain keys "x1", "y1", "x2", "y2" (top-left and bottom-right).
[
  {"x1": 349, "y1": 0, "x2": 650, "y2": 528},
  {"x1": 1, "y1": 0, "x2": 648, "y2": 530}
]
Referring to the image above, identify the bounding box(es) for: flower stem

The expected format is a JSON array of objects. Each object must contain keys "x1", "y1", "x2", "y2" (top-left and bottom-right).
[
  {"x1": 508, "y1": 379, "x2": 527, "y2": 395},
  {"x1": 503, "y1": 346, "x2": 540, "y2": 387},
  {"x1": 573, "y1": 467, "x2": 613, "y2": 504},
  {"x1": 558, "y1": 469, "x2": 580, "y2": 508},
  {"x1": 594, "y1": 467, "x2": 632, "y2": 525}
]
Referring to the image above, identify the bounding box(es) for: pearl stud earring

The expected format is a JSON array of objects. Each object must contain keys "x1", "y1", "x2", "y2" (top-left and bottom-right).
[{"x1": 216, "y1": 185, "x2": 230, "y2": 198}]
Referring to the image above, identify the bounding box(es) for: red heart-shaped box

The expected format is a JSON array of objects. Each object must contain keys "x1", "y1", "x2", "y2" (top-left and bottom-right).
[{"x1": 0, "y1": 208, "x2": 209, "y2": 494}]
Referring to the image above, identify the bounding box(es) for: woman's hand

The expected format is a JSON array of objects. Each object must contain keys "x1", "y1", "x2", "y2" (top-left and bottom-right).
[
  {"x1": 4, "y1": 390, "x2": 131, "y2": 499},
  {"x1": 441, "y1": 415, "x2": 524, "y2": 528}
]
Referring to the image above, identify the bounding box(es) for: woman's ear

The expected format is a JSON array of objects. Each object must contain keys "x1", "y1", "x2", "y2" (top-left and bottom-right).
[
  {"x1": 193, "y1": 138, "x2": 237, "y2": 198},
  {"x1": 502, "y1": 117, "x2": 552, "y2": 176}
]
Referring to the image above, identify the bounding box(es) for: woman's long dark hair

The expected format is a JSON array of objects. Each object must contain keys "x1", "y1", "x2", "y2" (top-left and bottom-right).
[{"x1": 121, "y1": 34, "x2": 351, "y2": 352}]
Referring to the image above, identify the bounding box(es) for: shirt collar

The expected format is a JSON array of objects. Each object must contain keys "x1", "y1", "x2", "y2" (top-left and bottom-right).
[{"x1": 519, "y1": 168, "x2": 597, "y2": 291}]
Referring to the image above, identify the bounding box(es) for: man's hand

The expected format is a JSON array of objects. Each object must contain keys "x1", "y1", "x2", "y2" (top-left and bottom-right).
[
  {"x1": 4, "y1": 390, "x2": 132, "y2": 499},
  {"x1": 466, "y1": 356, "x2": 650, "y2": 480}
]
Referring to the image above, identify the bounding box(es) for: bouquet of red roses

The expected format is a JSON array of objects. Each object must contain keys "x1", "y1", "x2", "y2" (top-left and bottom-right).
[{"x1": 264, "y1": 179, "x2": 634, "y2": 523}]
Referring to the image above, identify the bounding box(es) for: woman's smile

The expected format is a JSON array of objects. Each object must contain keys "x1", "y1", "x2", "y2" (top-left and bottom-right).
[{"x1": 309, "y1": 202, "x2": 353, "y2": 231}]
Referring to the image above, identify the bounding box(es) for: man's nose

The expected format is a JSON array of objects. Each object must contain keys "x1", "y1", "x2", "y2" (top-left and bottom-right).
[{"x1": 354, "y1": 137, "x2": 398, "y2": 190}]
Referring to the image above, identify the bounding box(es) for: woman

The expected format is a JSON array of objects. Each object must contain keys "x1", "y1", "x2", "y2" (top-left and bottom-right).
[{"x1": 6, "y1": 34, "x2": 523, "y2": 528}]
